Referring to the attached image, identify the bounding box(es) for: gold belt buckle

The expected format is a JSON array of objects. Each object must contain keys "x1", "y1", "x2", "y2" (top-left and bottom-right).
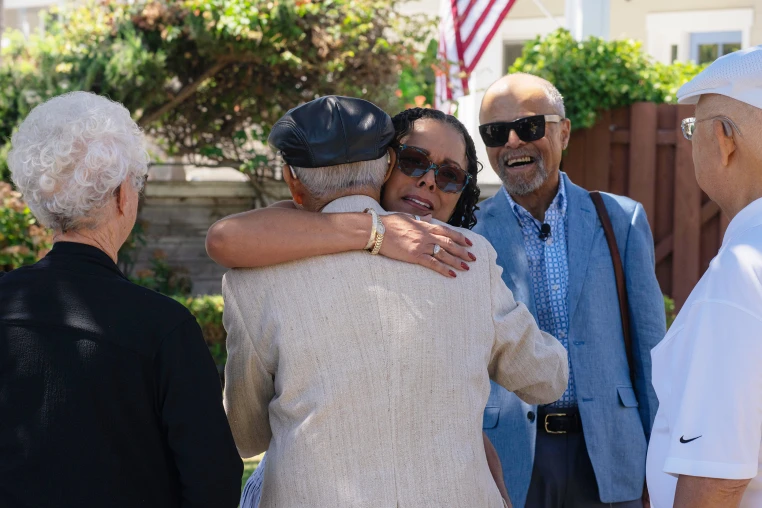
[{"x1": 544, "y1": 413, "x2": 567, "y2": 434}]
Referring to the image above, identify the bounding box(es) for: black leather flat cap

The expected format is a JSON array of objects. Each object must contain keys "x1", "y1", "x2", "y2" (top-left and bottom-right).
[{"x1": 268, "y1": 95, "x2": 394, "y2": 168}]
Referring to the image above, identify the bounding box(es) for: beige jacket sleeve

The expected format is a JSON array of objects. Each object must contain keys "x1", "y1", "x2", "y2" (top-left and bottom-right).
[
  {"x1": 222, "y1": 272, "x2": 274, "y2": 458},
  {"x1": 486, "y1": 244, "x2": 569, "y2": 405}
]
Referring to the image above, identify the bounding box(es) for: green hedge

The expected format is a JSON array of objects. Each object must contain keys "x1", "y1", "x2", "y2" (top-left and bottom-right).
[{"x1": 172, "y1": 295, "x2": 227, "y2": 367}]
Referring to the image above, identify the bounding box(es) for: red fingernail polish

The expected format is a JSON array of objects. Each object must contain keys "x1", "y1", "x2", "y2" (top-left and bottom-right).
[
  {"x1": 449, "y1": 270, "x2": 457, "y2": 278},
  {"x1": 465, "y1": 238, "x2": 473, "y2": 246},
  {"x1": 468, "y1": 252, "x2": 476, "y2": 261},
  {"x1": 461, "y1": 262, "x2": 469, "y2": 271}
]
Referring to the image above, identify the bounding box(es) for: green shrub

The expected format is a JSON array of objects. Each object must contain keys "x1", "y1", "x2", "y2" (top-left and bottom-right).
[
  {"x1": 510, "y1": 29, "x2": 705, "y2": 130},
  {"x1": 1, "y1": 0, "x2": 429, "y2": 182},
  {"x1": 0, "y1": 182, "x2": 52, "y2": 271},
  {"x1": 130, "y1": 250, "x2": 193, "y2": 296},
  {"x1": 172, "y1": 294, "x2": 227, "y2": 366},
  {"x1": 664, "y1": 295, "x2": 676, "y2": 329}
]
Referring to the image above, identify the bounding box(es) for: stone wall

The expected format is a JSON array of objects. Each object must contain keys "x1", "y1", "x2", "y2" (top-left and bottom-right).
[{"x1": 135, "y1": 180, "x2": 290, "y2": 295}]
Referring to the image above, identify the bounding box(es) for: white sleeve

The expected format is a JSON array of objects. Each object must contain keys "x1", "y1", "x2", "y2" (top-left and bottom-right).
[{"x1": 663, "y1": 301, "x2": 762, "y2": 480}]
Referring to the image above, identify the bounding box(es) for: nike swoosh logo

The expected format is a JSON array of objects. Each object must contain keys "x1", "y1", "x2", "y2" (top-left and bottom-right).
[{"x1": 680, "y1": 435, "x2": 702, "y2": 444}]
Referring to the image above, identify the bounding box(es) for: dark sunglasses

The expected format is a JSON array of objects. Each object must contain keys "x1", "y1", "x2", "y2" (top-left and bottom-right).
[
  {"x1": 479, "y1": 114, "x2": 563, "y2": 147},
  {"x1": 395, "y1": 144, "x2": 471, "y2": 194}
]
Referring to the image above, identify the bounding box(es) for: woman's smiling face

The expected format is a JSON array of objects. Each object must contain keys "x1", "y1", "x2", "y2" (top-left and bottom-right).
[{"x1": 381, "y1": 118, "x2": 468, "y2": 223}]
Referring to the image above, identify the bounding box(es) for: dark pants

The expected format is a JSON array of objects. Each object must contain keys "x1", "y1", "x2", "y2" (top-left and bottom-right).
[{"x1": 525, "y1": 429, "x2": 642, "y2": 508}]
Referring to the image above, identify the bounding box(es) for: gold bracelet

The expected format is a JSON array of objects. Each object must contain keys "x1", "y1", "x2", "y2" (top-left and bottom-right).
[
  {"x1": 371, "y1": 224, "x2": 384, "y2": 255},
  {"x1": 363, "y1": 208, "x2": 378, "y2": 250}
]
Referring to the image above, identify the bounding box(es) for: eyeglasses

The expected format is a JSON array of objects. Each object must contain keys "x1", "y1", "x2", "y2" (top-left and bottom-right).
[
  {"x1": 681, "y1": 116, "x2": 741, "y2": 141},
  {"x1": 479, "y1": 115, "x2": 563, "y2": 147},
  {"x1": 395, "y1": 144, "x2": 472, "y2": 194}
]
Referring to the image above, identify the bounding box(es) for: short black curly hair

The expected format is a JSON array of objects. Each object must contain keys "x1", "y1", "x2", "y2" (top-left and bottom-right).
[{"x1": 390, "y1": 108, "x2": 481, "y2": 230}]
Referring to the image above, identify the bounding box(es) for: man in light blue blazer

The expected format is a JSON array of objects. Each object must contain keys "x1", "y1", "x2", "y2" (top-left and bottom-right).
[{"x1": 474, "y1": 73, "x2": 666, "y2": 507}]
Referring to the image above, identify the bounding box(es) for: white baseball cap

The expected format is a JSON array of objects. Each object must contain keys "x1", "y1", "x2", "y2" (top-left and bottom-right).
[{"x1": 677, "y1": 45, "x2": 762, "y2": 110}]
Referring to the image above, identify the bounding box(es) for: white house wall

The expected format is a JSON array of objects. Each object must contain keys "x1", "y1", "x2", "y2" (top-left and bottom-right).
[{"x1": 646, "y1": 8, "x2": 755, "y2": 64}]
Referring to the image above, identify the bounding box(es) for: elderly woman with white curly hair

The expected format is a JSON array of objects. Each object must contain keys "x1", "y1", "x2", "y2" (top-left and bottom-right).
[{"x1": 0, "y1": 92, "x2": 242, "y2": 508}]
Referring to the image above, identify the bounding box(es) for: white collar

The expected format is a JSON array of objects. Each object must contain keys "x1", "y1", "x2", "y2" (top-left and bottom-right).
[{"x1": 321, "y1": 195, "x2": 385, "y2": 214}]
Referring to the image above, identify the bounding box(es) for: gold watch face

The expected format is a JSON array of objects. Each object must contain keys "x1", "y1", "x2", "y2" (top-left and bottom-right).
[{"x1": 377, "y1": 219, "x2": 386, "y2": 235}]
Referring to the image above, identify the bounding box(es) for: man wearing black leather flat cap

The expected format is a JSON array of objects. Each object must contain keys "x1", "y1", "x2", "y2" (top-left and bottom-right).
[{"x1": 222, "y1": 95, "x2": 567, "y2": 508}]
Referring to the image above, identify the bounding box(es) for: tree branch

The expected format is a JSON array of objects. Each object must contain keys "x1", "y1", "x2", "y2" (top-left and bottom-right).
[{"x1": 138, "y1": 60, "x2": 229, "y2": 127}]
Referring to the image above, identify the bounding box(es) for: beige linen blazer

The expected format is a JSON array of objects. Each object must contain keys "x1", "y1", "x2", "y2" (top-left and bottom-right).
[{"x1": 223, "y1": 195, "x2": 568, "y2": 508}]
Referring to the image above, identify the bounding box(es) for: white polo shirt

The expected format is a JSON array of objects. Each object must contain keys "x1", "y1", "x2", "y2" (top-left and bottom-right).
[{"x1": 647, "y1": 197, "x2": 762, "y2": 508}]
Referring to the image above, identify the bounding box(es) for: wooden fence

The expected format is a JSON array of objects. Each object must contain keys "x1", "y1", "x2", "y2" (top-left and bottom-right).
[{"x1": 562, "y1": 102, "x2": 728, "y2": 309}]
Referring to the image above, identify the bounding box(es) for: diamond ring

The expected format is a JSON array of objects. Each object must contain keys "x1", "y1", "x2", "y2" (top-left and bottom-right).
[
  {"x1": 432, "y1": 244, "x2": 442, "y2": 257},
  {"x1": 413, "y1": 215, "x2": 421, "y2": 221}
]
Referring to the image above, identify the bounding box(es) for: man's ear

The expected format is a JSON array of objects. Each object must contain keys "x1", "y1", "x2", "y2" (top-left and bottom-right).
[
  {"x1": 560, "y1": 118, "x2": 572, "y2": 150},
  {"x1": 282, "y1": 165, "x2": 305, "y2": 206},
  {"x1": 384, "y1": 147, "x2": 396, "y2": 184},
  {"x1": 713, "y1": 119, "x2": 737, "y2": 167}
]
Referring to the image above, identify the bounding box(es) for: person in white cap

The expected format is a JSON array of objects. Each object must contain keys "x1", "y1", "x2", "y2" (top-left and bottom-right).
[{"x1": 646, "y1": 45, "x2": 762, "y2": 508}]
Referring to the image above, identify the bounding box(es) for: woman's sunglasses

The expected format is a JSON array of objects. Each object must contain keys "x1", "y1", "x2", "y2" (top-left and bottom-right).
[
  {"x1": 479, "y1": 114, "x2": 563, "y2": 147},
  {"x1": 395, "y1": 144, "x2": 471, "y2": 194}
]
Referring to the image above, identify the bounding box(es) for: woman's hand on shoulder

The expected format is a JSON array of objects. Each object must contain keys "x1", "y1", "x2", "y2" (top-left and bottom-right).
[{"x1": 378, "y1": 214, "x2": 476, "y2": 278}]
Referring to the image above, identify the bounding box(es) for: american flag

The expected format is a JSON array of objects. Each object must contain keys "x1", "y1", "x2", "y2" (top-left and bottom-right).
[{"x1": 435, "y1": 0, "x2": 517, "y2": 111}]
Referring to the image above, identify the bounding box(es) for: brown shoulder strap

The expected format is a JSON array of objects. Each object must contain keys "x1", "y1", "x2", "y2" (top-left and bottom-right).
[{"x1": 589, "y1": 191, "x2": 636, "y2": 389}]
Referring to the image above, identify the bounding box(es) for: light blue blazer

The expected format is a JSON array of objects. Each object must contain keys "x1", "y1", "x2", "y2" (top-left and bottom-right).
[{"x1": 474, "y1": 174, "x2": 666, "y2": 506}]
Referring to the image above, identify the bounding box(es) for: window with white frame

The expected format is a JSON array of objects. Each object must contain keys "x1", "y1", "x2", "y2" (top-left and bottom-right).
[
  {"x1": 690, "y1": 31, "x2": 742, "y2": 64},
  {"x1": 503, "y1": 42, "x2": 526, "y2": 74},
  {"x1": 645, "y1": 9, "x2": 752, "y2": 65}
]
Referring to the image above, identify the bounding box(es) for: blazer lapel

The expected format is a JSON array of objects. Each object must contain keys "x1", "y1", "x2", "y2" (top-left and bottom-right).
[
  {"x1": 481, "y1": 190, "x2": 536, "y2": 316},
  {"x1": 565, "y1": 174, "x2": 597, "y2": 322}
]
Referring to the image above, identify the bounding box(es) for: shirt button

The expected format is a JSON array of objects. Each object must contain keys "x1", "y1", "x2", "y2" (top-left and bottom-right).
[
  {"x1": 558, "y1": 331, "x2": 566, "y2": 339},
  {"x1": 546, "y1": 239, "x2": 552, "y2": 245},
  {"x1": 527, "y1": 411, "x2": 536, "y2": 423},
  {"x1": 552, "y1": 284, "x2": 560, "y2": 291}
]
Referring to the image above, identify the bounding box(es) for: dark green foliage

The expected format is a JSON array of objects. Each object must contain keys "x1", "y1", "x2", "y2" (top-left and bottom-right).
[{"x1": 2, "y1": 0, "x2": 432, "y2": 181}]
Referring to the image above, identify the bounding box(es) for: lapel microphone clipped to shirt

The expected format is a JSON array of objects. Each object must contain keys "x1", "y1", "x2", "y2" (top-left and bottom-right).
[{"x1": 538, "y1": 223, "x2": 551, "y2": 240}]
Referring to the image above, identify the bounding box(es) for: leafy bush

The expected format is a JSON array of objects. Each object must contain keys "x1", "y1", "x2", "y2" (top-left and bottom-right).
[
  {"x1": 130, "y1": 250, "x2": 193, "y2": 296},
  {"x1": 396, "y1": 38, "x2": 438, "y2": 110},
  {"x1": 510, "y1": 29, "x2": 705, "y2": 129},
  {"x1": 664, "y1": 295, "x2": 676, "y2": 329},
  {"x1": 0, "y1": 182, "x2": 52, "y2": 271},
  {"x1": 172, "y1": 294, "x2": 226, "y2": 367}
]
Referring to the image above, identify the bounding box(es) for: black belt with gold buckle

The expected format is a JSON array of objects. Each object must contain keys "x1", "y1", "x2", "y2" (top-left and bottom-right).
[{"x1": 538, "y1": 407, "x2": 582, "y2": 434}]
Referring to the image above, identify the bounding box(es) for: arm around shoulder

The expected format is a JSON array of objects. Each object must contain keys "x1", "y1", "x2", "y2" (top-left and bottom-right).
[
  {"x1": 486, "y1": 244, "x2": 568, "y2": 404},
  {"x1": 206, "y1": 206, "x2": 371, "y2": 269}
]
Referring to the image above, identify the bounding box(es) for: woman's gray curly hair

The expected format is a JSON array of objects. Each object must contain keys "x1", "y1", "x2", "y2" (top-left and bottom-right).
[{"x1": 8, "y1": 91, "x2": 149, "y2": 232}]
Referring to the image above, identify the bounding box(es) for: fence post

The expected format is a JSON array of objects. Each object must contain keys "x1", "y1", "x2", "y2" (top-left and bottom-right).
[
  {"x1": 672, "y1": 104, "x2": 701, "y2": 309},
  {"x1": 585, "y1": 110, "x2": 612, "y2": 191},
  {"x1": 628, "y1": 103, "x2": 657, "y2": 231}
]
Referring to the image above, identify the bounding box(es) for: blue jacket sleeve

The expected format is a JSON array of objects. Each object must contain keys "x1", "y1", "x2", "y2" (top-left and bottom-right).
[{"x1": 624, "y1": 203, "x2": 666, "y2": 440}]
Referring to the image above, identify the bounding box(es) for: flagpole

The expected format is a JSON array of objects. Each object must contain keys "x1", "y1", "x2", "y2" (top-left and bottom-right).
[{"x1": 530, "y1": 0, "x2": 563, "y2": 28}]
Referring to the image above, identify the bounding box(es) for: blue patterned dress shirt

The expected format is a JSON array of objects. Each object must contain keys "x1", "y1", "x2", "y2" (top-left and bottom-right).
[{"x1": 503, "y1": 178, "x2": 575, "y2": 407}]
